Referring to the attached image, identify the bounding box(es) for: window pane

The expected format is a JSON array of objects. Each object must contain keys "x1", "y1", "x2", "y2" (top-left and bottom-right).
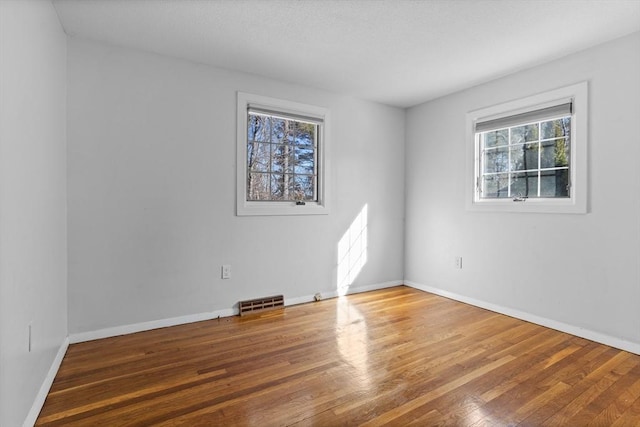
[
  {"x1": 511, "y1": 124, "x2": 539, "y2": 144},
  {"x1": 247, "y1": 142, "x2": 270, "y2": 172},
  {"x1": 270, "y1": 174, "x2": 285, "y2": 200},
  {"x1": 541, "y1": 138, "x2": 570, "y2": 168},
  {"x1": 247, "y1": 173, "x2": 270, "y2": 200},
  {"x1": 285, "y1": 120, "x2": 295, "y2": 144},
  {"x1": 478, "y1": 114, "x2": 573, "y2": 201},
  {"x1": 272, "y1": 144, "x2": 294, "y2": 173},
  {"x1": 524, "y1": 143, "x2": 539, "y2": 170},
  {"x1": 271, "y1": 118, "x2": 304, "y2": 145},
  {"x1": 272, "y1": 174, "x2": 303, "y2": 201},
  {"x1": 294, "y1": 146, "x2": 315, "y2": 174},
  {"x1": 293, "y1": 175, "x2": 316, "y2": 201},
  {"x1": 248, "y1": 115, "x2": 271, "y2": 142},
  {"x1": 271, "y1": 117, "x2": 286, "y2": 143},
  {"x1": 510, "y1": 143, "x2": 538, "y2": 171},
  {"x1": 511, "y1": 172, "x2": 538, "y2": 198},
  {"x1": 482, "y1": 174, "x2": 510, "y2": 198},
  {"x1": 246, "y1": 109, "x2": 319, "y2": 203},
  {"x1": 247, "y1": 142, "x2": 254, "y2": 167},
  {"x1": 541, "y1": 117, "x2": 570, "y2": 139},
  {"x1": 293, "y1": 122, "x2": 316, "y2": 146},
  {"x1": 483, "y1": 147, "x2": 509, "y2": 173},
  {"x1": 540, "y1": 169, "x2": 569, "y2": 197},
  {"x1": 483, "y1": 129, "x2": 508, "y2": 148}
]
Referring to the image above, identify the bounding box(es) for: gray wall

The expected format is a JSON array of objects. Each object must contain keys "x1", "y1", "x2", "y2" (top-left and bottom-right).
[
  {"x1": 67, "y1": 38, "x2": 406, "y2": 334},
  {"x1": 405, "y1": 32, "x2": 640, "y2": 348},
  {"x1": 0, "y1": 1, "x2": 68, "y2": 425}
]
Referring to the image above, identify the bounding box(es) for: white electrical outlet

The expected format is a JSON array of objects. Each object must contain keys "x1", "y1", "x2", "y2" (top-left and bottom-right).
[
  {"x1": 455, "y1": 256, "x2": 463, "y2": 269},
  {"x1": 221, "y1": 264, "x2": 231, "y2": 279}
]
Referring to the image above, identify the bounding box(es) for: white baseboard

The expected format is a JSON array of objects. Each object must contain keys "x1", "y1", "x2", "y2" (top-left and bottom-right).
[
  {"x1": 285, "y1": 280, "x2": 403, "y2": 306},
  {"x1": 24, "y1": 279, "x2": 637, "y2": 427},
  {"x1": 23, "y1": 337, "x2": 69, "y2": 427},
  {"x1": 405, "y1": 280, "x2": 640, "y2": 355},
  {"x1": 70, "y1": 280, "x2": 403, "y2": 344},
  {"x1": 69, "y1": 308, "x2": 236, "y2": 344}
]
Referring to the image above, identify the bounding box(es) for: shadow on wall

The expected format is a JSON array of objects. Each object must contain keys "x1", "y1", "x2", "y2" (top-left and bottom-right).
[{"x1": 337, "y1": 204, "x2": 368, "y2": 296}]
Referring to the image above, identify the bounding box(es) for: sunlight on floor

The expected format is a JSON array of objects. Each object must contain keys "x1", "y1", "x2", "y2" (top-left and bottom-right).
[{"x1": 336, "y1": 297, "x2": 371, "y2": 390}]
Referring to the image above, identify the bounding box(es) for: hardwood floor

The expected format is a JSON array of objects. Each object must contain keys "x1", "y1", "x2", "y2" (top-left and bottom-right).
[{"x1": 37, "y1": 286, "x2": 640, "y2": 426}]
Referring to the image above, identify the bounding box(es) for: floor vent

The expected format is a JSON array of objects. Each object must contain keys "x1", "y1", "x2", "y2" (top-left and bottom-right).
[{"x1": 239, "y1": 295, "x2": 284, "y2": 316}]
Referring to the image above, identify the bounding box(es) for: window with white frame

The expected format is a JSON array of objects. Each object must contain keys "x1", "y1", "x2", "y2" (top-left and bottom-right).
[
  {"x1": 237, "y1": 92, "x2": 329, "y2": 216},
  {"x1": 466, "y1": 82, "x2": 588, "y2": 214}
]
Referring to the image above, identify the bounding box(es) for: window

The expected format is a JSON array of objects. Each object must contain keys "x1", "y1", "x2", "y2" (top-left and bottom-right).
[
  {"x1": 478, "y1": 104, "x2": 572, "y2": 200},
  {"x1": 246, "y1": 109, "x2": 318, "y2": 202},
  {"x1": 466, "y1": 82, "x2": 588, "y2": 214},
  {"x1": 237, "y1": 92, "x2": 330, "y2": 216}
]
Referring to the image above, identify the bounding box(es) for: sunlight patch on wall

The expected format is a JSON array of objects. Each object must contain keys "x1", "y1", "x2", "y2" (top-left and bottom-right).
[{"x1": 337, "y1": 204, "x2": 368, "y2": 296}]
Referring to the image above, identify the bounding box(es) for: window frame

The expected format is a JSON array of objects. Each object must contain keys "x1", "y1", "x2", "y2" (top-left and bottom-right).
[
  {"x1": 236, "y1": 92, "x2": 330, "y2": 216},
  {"x1": 466, "y1": 82, "x2": 588, "y2": 214}
]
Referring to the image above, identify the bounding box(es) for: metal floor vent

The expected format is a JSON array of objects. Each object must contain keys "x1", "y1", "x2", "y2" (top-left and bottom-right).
[{"x1": 239, "y1": 295, "x2": 284, "y2": 316}]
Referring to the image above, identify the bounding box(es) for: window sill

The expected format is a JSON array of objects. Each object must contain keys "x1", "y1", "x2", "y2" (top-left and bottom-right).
[
  {"x1": 237, "y1": 201, "x2": 330, "y2": 216},
  {"x1": 467, "y1": 197, "x2": 587, "y2": 214}
]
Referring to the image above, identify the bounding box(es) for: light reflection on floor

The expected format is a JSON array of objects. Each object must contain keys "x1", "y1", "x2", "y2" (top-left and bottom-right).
[
  {"x1": 336, "y1": 296, "x2": 371, "y2": 390},
  {"x1": 458, "y1": 397, "x2": 495, "y2": 425}
]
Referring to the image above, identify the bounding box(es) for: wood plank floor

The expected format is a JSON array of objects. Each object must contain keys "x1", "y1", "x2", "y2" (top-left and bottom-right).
[{"x1": 37, "y1": 286, "x2": 640, "y2": 426}]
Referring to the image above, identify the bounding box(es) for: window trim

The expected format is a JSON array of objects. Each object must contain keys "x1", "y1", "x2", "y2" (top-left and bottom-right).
[
  {"x1": 466, "y1": 82, "x2": 588, "y2": 214},
  {"x1": 236, "y1": 92, "x2": 330, "y2": 216}
]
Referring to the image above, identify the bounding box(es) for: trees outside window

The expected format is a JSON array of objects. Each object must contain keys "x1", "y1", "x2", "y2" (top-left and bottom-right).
[
  {"x1": 236, "y1": 92, "x2": 329, "y2": 216},
  {"x1": 466, "y1": 82, "x2": 587, "y2": 214}
]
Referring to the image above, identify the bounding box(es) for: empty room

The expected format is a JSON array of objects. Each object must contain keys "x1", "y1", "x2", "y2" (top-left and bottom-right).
[{"x1": 1, "y1": 0, "x2": 640, "y2": 425}]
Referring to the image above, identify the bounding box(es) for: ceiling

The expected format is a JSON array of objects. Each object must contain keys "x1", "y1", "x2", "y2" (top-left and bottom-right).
[{"x1": 52, "y1": 0, "x2": 640, "y2": 108}]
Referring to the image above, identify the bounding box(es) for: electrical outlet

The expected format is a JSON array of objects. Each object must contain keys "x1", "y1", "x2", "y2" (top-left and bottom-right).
[
  {"x1": 221, "y1": 264, "x2": 231, "y2": 279},
  {"x1": 454, "y1": 256, "x2": 463, "y2": 269}
]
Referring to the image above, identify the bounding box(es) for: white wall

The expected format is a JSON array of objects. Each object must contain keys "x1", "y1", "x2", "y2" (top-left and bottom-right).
[
  {"x1": 67, "y1": 38, "x2": 405, "y2": 335},
  {"x1": 0, "y1": 1, "x2": 68, "y2": 425},
  {"x1": 405, "y1": 32, "x2": 640, "y2": 350}
]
